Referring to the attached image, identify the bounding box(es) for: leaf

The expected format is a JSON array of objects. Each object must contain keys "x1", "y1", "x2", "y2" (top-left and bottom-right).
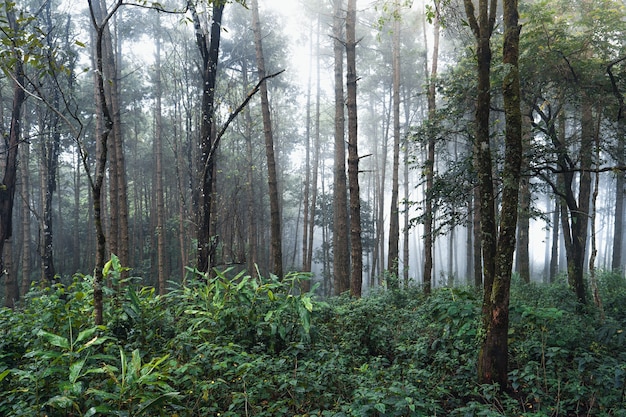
[
  {"x1": 37, "y1": 329, "x2": 70, "y2": 350},
  {"x1": 302, "y1": 296, "x2": 314, "y2": 313},
  {"x1": 75, "y1": 327, "x2": 97, "y2": 345},
  {"x1": 135, "y1": 392, "x2": 180, "y2": 416},
  {"x1": 75, "y1": 40, "x2": 86, "y2": 48},
  {"x1": 70, "y1": 358, "x2": 86, "y2": 384},
  {"x1": 0, "y1": 369, "x2": 10, "y2": 382}
]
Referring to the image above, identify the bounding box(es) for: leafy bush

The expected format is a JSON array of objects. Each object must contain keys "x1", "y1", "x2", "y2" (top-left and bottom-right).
[{"x1": 1, "y1": 263, "x2": 625, "y2": 416}]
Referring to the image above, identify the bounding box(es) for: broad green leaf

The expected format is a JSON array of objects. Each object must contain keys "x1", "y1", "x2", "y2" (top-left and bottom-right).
[
  {"x1": 302, "y1": 296, "x2": 313, "y2": 312},
  {"x1": 135, "y1": 392, "x2": 180, "y2": 416},
  {"x1": 75, "y1": 327, "x2": 97, "y2": 345},
  {"x1": 37, "y1": 329, "x2": 70, "y2": 350},
  {"x1": 69, "y1": 359, "x2": 86, "y2": 384}
]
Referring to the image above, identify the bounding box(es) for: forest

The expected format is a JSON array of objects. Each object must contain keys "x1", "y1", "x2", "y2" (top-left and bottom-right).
[{"x1": 0, "y1": 0, "x2": 626, "y2": 415}]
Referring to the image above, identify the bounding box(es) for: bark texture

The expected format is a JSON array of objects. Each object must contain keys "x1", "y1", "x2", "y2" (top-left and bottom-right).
[{"x1": 346, "y1": 0, "x2": 362, "y2": 297}]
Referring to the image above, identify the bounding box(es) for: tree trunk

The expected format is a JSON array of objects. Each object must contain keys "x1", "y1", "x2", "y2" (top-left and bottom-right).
[
  {"x1": 387, "y1": 4, "x2": 401, "y2": 284},
  {"x1": 333, "y1": 0, "x2": 350, "y2": 294},
  {"x1": 515, "y1": 109, "x2": 532, "y2": 283},
  {"x1": 423, "y1": 11, "x2": 440, "y2": 294},
  {"x1": 550, "y1": 194, "x2": 560, "y2": 282},
  {"x1": 87, "y1": 0, "x2": 125, "y2": 324},
  {"x1": 608, "y1": 57, "x2": 626, "y2": 271},
  {"x1": 1, "y1": 6, "x2": 26, "y2": 306},
  {"x1": 332, "y1": 0, "x2": 349, "y2": 295},
  {"x1": 250, "y1": 0, "x2": 283, "y2": 279},
  {"x1": 346, "y1": 0, "x2": 362, "y2": 297},
  {"x1": 154, "y1": 14, "x2": 166, "y2": 294},
  {"x1": 20, "y1": 124, "x2": 32, "y2": 296},
  {"x1": 189, "y1": 0, "x2": 224, "y2": 274},
  {"x1": 465, "y1": 0, "x2": 522, "y2": 389}
]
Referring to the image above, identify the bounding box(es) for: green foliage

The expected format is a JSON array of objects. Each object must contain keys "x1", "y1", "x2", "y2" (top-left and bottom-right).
[{"x1": 1, "y1": 267, "x2": 625, "y2": 416}]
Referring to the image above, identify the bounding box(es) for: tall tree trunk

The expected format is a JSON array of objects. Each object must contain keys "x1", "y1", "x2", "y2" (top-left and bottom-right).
[
  {"x1": 189, "y1": 0, "x2": 224, "y2": 274},
  {"x1": 1, "y1": 6, "x2": 26, "y2": 307},
  {"x1": 346, "y1": 0, "x2": 362, "y2": 297},
  {"x1": 477, "y1": 0, "x2": 522, "y2": 388},
  {"x1": 333, "y1": 0, "x2": 350, "y2": 294},
  {"x1": 465, "y1": 0, "x2": 522, "y2": 389},
  {"x1": 240, "y1": 61, "x2": 259, "y2": 278},
  {"x1": 20, "y1": 123, "x2": 32, "y2": 295},
  {"x1": 608, "y1": 57, "x2": 626, "y2": 271},
  {"x1": 387, "y1": 4, "x2": 401, "y2": 283},
  {"x1": 302, "y1": 29, "x2": 312, "y2": 275},
  {"x1": 111, "y1": 13, "x2": 130, "y2": 275},
  {"x1": 515, "y1": 109, "x2": 532, "y2": 283},
  {"x1": 154, "y1": 14, "x2": 166, "y2": 294},
  {"x1": 250, "y1": 0, "x2": 283, "y2": 278},
  {"x1": 569, "y1": 99, "x2": 593, "y2": 303},
  {"x1": 39, "y1": 1, "x2": 61, "y2": 285},
  {"x1": 332, "y1": 0, "x2": 349, "y2": 295},
  {"x1": 423, "y1": 11, "x2": 440, "y2": 294},
  {"x1": 550, "y1": 194, "x2": 560, "y2": 282},
  {"x1": 87, "y1": 0, "x2": 122, "y2": 324}
]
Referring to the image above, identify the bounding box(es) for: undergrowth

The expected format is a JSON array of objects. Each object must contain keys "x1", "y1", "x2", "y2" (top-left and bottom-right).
[{"x1": 0, "y1": 260, "x2": 625, "y2": 416}]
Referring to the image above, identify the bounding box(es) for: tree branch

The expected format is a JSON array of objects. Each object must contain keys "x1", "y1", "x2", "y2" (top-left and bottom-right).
[{"x1": 202, "y1": 69, "x2": 285, "y2": 181}]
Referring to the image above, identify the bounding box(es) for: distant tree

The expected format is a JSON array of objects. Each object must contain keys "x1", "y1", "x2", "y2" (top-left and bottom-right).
[
  {"x1": 154, "y1": 13, "x2": 166, "y2": 294},
  {"x1": 387, "y1": 0, "x2": 401, "y2": 285},
  {"x1": 250, "y1": 0, "x2": 283, "y2": 279}
]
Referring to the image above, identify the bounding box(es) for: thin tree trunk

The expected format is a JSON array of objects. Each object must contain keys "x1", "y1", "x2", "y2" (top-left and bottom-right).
[
  {"x1": 250, "y1": 0, "x2": 282, "y2": 278},
  {"x1": 241, "y1": 62, "x2": 259, "y2": 278},
  {"x1": 550, "y1": 193, "x2": 560, "y2": 282},
  {"x1": 20, "y1": 124, "x2": 32, "y2": 295},
  {"x1": 154, "y1": 14, "x2": 166, "y2": 294},
  {"x1": 423, "y1": 11, "x2": 440, "y2": 294},
  {"x1": 515, "y1": 109, "x2": 531, "y2": 283},
  {"x1": 87, "y1": 0, "x2": 125, "y2": 324},
  {"x1": 608, "y1": 57, "x2": 626, "y2": 271},
  {"x1": 302, "y1": 25, "x2": 312, "y2": 275},
  {"x1": 387, "y1": 4, "x2": 401, "y2": 283}
]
